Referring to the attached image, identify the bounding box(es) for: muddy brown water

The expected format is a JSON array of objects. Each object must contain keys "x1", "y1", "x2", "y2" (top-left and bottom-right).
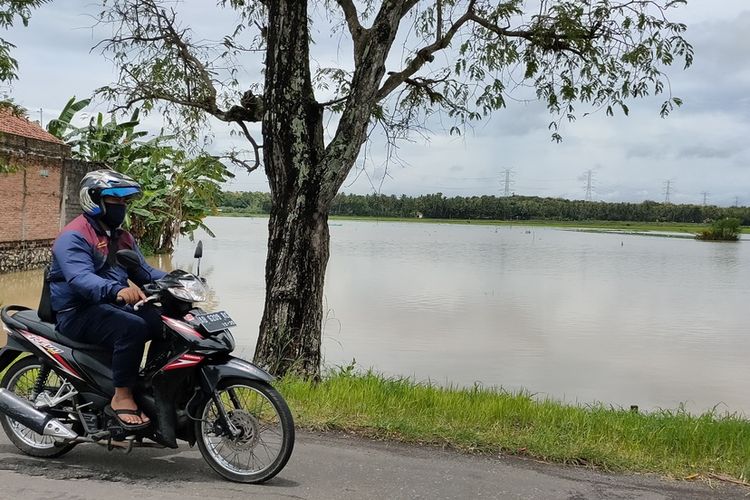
[{"x1": 2, "y1": 217, "x2": 748, "y2": 415}]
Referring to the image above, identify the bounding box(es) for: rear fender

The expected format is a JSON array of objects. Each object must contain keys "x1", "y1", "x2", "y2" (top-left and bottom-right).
[
  {"x1": 0, "y1": 345, "x2": 24, "y2": 373},
  {"x1": 3, "y1": 309, "x2": 58, "y2": 372}
]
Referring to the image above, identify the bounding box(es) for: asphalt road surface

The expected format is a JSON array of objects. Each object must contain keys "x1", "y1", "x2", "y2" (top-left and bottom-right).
[{"x1": 0, "y1": 430, "x2": 745, "y2": 499}]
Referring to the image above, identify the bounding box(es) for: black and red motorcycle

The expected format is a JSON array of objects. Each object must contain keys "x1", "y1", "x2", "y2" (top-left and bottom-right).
[{"x1": 0, "y1": 243, "x2": 294, "y2": 483}]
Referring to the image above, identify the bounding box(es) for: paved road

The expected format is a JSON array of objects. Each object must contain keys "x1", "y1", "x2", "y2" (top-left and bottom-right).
[{"x1": 0, "y1": 430, "x2": 744, "y2": 499}]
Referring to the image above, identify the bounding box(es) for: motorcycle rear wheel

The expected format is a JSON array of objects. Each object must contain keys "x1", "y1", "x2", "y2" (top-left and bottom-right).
[
  {"x1": 195, "y1": 378, "x2": 295, "y2": 483},
  {"x1": 0, "y1": 356, "x2": 77, "y2": 458}
]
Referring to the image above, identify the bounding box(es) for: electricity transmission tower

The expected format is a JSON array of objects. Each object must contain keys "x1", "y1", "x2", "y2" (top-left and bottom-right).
[
  {"x1": 663, "y1": 180, "x2": 673, "y2": 203},
  {"x1": 501, "y1": 168, "x2": 514, "y2": 196},
  {"x1": 583, "y1": 169, "x2": 594, "y2": 201},
  {"x1": 701, "y1": 191, "x2": 709, "y2": 206}
]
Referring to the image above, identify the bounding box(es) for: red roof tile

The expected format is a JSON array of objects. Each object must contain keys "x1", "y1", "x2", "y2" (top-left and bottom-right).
[{"x1": 0, "y1": 108, "x2": 66, "y2": 144}]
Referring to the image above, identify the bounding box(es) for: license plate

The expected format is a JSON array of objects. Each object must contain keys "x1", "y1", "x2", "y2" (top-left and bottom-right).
[{"x1": 194, "y1": 311, "x2": 236, "y2": 333}]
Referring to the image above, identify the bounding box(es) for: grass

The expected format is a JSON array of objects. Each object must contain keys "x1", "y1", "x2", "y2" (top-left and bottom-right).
[
  {"x1": 2, "y1": 350, "x2": 746, "y2": 480},
  {"x1": 216, "y1": 212, "x2": 750, "y2": 235},
  {"x1": 276, "y1": 370, "x2": 750, "y2": 481}
]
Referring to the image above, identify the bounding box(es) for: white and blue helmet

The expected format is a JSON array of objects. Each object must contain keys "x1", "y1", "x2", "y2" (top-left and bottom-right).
[{"x1": 79, "y1": 169, "x2": 142, "y2": 216}]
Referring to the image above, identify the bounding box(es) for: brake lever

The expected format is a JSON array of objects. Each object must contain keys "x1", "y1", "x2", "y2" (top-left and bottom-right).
[{"x1": 134, "y1": 295, "x2": 160, "y2": 311}]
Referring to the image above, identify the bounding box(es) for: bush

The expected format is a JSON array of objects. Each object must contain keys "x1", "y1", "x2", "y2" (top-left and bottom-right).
[{"x1": 696, "y1": 218, "x2": 741, "y2": 241}]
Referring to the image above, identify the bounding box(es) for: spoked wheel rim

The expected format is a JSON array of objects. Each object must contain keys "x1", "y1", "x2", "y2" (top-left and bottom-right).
[
  {"x1": 200, "y1": 384, "x2": 286, "y2": 477},
  {"x1": 4, "y1": 362, "x2": 67, "y2": 449}
]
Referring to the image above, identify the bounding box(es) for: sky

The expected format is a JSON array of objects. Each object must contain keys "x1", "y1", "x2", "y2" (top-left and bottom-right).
[{"x1": 3, "y1": 1, "x2": 749, "y2": 206}]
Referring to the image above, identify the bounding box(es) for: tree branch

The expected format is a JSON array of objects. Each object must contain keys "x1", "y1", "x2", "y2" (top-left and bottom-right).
[
  {"x1": 216, "y1": 150, "x2": 261, "y2": 174},
  {"x1": 98, "y1": 0, "x2": 264, "y2": 126},
  {"x1": 335, "y1": 0, "x2": 364, "y2": 57},
  {"x1": 319, "y1": 95, "x2": 349, "y2": 108},
  {"x1": 376, "y1": 0, "x2": 602, "y2": 102},
  {"x1": 146, "y1": 1, "x2": 219, "y2": 113},
  {"x1": 436, "y1": 0, "x2": 443, "y2": 42},
  {"x1": 235, "y1": 119, "x2": 262, "y2": 172},
  {"x1": 376, "y1": 1, "x2": 475, "y2": 100},
  {"x1": 402, "y1": 74, "x2": 451, "y2": 104},
  {"x1": 467, "y1": 12, "x2": 589, "y2": 59}
]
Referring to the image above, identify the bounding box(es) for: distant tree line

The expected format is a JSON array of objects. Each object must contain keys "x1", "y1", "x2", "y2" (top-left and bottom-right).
[{"x1": 220, "y1": 192, "x2": 750, "y2": 225}]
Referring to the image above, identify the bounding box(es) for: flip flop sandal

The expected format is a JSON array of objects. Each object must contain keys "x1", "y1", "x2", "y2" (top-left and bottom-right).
[{"x1": 105, "y1": 405, "x2": 151, "y2": 431}]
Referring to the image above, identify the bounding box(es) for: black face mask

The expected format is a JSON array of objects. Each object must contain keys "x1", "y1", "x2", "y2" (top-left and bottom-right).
[{"x1": 101, "y1": 202, "x2": 127, "y2": 229}]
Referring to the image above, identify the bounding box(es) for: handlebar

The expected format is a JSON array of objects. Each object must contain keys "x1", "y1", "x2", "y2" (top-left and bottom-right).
[{"x1": 134, "y1": 295, "x2": 160, "y2": 311}]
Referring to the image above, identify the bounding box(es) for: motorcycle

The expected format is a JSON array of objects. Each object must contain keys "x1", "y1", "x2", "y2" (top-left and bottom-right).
[{"x1": 0, "y1": 242, "x2": 294, "y2": 483}]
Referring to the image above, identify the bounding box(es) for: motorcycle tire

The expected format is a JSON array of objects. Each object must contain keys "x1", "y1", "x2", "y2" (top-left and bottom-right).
[{"x1": 194, "y1": 377, "x2": 295, "y2": 483}]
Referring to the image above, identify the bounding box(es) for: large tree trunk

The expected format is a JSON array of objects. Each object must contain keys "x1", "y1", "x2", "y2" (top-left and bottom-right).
[
  {"x1": 254, "y1": 1, "x2": 404, "y2": 377},
  {"x1": 254, "y1": 0, "x2": 330, "y2": 378}
]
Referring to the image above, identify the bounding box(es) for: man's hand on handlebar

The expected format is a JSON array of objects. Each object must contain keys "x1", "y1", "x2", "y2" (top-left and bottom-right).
[{"x1": 117, "y1": 285, "x2": 147, "y2": 305}]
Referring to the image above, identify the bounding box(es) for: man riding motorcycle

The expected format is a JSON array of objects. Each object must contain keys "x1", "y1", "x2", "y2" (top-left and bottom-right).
[{"x1": 49, "y1": 169, "x2": 165, "y2": 429}]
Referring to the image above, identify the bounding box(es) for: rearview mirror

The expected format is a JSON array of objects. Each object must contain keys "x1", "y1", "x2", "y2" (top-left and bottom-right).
[
  {"x1": 194, "y1": 241, "x2": 204, "y2": 259},
  {"x1": 116, "y1": 249, "x2": 141, "y2": 270}
]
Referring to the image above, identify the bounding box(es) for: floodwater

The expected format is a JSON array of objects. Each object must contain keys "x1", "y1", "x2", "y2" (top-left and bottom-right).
[{"x1": 2, "y1": 216, "x2": 748, "y2": 415}]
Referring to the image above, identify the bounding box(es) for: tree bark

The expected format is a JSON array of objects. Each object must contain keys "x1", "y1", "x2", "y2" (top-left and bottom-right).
[
  {"x1": 254, "y1": 0, "x2": 328, "y2": 378},
  {"x1": 254, "y1": 1, "x2": 405, "y2": 378}
]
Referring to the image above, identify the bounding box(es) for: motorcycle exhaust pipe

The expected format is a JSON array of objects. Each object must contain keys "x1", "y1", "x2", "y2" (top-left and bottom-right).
[{"x1": 0, "y1": 388, "x2": 78, "y2": 440}]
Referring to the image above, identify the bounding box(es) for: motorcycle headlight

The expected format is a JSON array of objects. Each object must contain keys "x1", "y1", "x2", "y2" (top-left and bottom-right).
[{"x1": 168, "y1": 278, "x2": 208, "y2": 302}]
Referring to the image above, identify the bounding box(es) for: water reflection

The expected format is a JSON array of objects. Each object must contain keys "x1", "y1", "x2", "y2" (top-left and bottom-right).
[{"x1": 3, "y1": 217, "x2": 750, "y2": 415}]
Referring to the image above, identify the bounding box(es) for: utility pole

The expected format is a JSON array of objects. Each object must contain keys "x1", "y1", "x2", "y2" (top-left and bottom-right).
[
  {"x1": 735, "y1": 196, "x2": 740, "y2": 207},
  {"x1": 501, "y1": 168, "x2": 514, "y2": 197},
  {"x1": 583, "y1": 169, "x2": 594, "y2": 201},
  {"x1": 663, "y1": 180, "x2": 672, "y2": 204},
  {"x1": 701, "y1": 191, "x2": 709, "y2": 206}
]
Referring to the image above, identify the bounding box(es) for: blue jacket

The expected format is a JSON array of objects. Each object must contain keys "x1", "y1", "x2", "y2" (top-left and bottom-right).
[{"x1": 49, "y1": 214, "x2": 166, "y2": 317}]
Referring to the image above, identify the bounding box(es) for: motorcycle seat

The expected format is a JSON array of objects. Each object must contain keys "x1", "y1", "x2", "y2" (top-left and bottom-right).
[{"x1": 12, "y1": 310, "x2": 109, "y2": 353}]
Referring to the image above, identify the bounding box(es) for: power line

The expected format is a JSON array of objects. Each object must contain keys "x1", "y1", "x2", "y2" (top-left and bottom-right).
[{"x1": 701, "y1": 191, "x2": 709, "y2": 206}]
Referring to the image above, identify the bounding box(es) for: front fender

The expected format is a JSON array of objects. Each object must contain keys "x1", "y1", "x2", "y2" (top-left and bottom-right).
[{"x1": 200, "y1": 356, "x2": 274, "y2": 393}]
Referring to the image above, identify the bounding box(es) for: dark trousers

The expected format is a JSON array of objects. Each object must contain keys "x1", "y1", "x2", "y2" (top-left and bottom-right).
[{"x1": 57, "y1": 304, "x2": 162, "y2": 388}]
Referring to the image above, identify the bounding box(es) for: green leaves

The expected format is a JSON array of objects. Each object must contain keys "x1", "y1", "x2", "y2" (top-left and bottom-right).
[
  {"x1": 46, "y1": 96, "x2": 91, "y2": 139},
  {"x1": 49, "y1": 96, "x2": 233, "y2": 253},
  {"x1": 125, "y1": 149, "x2": 233, "y2": 253},
  {"x1": 398, "y1": 0, "x2": 693, "y2": 139},
  {"x1": 0, "y1": 0, "x2": 50, "y2": 82},
  {"x1": 697, "y1": 218, "x2": 741, "y2": 241}
]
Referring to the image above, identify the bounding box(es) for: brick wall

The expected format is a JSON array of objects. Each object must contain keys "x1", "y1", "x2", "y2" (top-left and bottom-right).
[
  {"x1": 0, "y1": 131, "x2": 82, "y2": 273},
  {"x1": 0, "y1": 127, "x2": 103, "y2": 273},
  {"x1": 0, "y1": 155, "x2": 64, "y2": 242}
]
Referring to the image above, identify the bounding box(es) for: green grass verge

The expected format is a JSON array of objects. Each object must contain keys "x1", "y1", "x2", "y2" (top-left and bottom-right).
[{"x1": 276, "y1": 371, "x2": 750, "y2": 480}]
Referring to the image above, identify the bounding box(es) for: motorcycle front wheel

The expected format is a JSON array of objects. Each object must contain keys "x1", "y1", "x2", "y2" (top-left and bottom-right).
[{"x1": 194, "y1": 378, "x2": 295, "y2": 483}]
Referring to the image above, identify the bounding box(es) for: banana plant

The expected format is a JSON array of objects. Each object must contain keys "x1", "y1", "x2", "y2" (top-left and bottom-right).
[
  {"x1": 46, "y1": 96, "x2": 90, "y2": 139},
  {"x1": 48, "y1": 97, "x2": 233, "y2": 253}
]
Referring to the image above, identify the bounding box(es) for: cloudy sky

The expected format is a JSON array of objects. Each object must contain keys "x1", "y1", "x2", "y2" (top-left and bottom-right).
[{"x1": 4, "y1": 1, "x2": 749, "y2": 206}]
